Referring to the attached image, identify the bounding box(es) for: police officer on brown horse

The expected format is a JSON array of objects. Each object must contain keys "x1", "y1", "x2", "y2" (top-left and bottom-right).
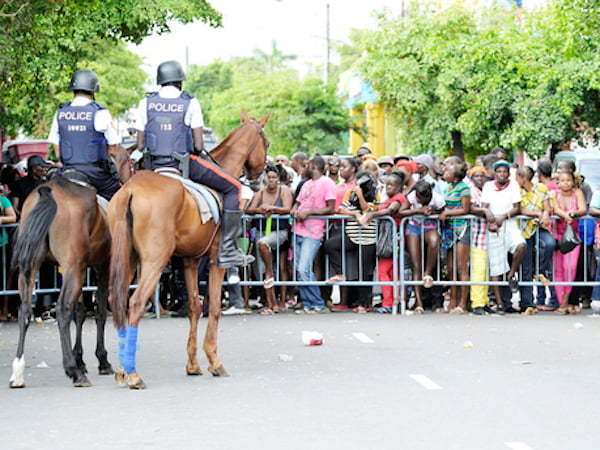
[
  {"x1": 135, "y1": 60, "x2": 254, "y2": 271},
  {"x1": 48, "y1": 69, "x2": 121, "y2": 200}
]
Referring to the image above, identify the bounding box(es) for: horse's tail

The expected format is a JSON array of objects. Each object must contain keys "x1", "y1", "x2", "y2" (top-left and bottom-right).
[
  {"x1": 11, "y1": 186, "x2": 57, "y2": 284},
  {"x1": 108, "y1": 187, "x2": 133, "y2": 329}
]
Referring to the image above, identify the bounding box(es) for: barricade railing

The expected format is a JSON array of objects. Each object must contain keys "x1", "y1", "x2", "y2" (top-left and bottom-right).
[
  {"x1": 397, "y1": 214, "x2": 600, "y2": 314},
  {"x1": 3, "y1": 213, "x2": 598, "y2": 317}
]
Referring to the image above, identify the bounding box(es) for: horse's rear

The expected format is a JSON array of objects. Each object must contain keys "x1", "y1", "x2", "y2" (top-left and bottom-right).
[
  {"x1": 9, "y1": 177, "x2": 112, "y2": 388},
  {"x1": 108, "y1": 170, "x2": 216, "y2": 388}
]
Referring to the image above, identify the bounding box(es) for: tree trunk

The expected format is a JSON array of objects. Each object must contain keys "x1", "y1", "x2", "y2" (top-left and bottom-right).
[{"x1": 452, "y1": 130, "x2": 464, "y2": 160}]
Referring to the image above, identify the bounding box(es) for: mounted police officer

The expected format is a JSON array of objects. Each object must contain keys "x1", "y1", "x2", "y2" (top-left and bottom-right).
[
  {"x1": 135, "y1": 60, "x2": 254, "y2": 270},
  {"x1": 48, "y1": 69, "x2": 121, "y2": 200}
]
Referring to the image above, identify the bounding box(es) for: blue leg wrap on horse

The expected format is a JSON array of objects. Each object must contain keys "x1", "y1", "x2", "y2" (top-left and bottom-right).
[
  {"x1": 123, "y1": 326, "x2": 138, "y2": 373},
  {"x1": 117, "y1": 328, "x2": 127, "y2": 367}
]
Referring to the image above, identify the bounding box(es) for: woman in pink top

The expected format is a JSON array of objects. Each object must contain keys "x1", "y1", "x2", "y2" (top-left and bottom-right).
[{"x1": 553, "y1": 171, "x2": 586, "y2": 314}]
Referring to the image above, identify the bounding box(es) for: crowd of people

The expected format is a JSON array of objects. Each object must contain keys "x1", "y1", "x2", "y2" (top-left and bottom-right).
[
  {"x1": 2, "y1": 144, "x2": 600, "y2": 321},
  {"x1": 231, "y1": 145, "x2": 600, "y2": 317}
]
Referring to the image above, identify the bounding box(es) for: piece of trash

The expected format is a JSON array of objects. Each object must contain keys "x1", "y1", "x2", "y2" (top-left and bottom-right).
[
  {"x1": 278, "y1": 354, "x2": 293, "y2": 362},
  {"x1": 463, "y1": 340, "x2": 474, "y2": 349},
  {"x1": 512, "y1": 360, "x2": 533, "y2": 365},
  {"x1": 573, "y1": 322, "x2": 584, "y2": 330},
  {"x1": 302, "y1": 331, "x2": 323, "y2": 346},
  {"x1": 36, "y1": 361, "x2": 49, "y2": 368}
]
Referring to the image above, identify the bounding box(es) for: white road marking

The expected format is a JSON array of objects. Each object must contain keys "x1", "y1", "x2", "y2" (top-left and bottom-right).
[
  {"x1": 505, "y1": 442, "x2": 533, "y2": 450},
  {"x1": 409, "y1": 374, "x2": 442, "y2": 390},
  {"x1": 352, "y1": 332, "x2": 374, "y2": 343}
]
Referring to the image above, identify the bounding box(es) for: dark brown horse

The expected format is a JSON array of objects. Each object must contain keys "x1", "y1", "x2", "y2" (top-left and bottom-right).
[
  {"x1": 9, "y1": 148, "x2": 132, "y2": 388},
  {"x1": 108, "y1": 112, "x2": 268, "y2": 389}
]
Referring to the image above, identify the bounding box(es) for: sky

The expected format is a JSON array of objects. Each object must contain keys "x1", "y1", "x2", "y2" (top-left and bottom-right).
[{"x1": 133, "y1": 0, "x2": 548, "y2": 82}]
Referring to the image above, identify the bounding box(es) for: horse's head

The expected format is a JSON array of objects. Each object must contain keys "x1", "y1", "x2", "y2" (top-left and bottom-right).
[{"x1": 240, "y1": 111, "x2": 270, "y2": 180}]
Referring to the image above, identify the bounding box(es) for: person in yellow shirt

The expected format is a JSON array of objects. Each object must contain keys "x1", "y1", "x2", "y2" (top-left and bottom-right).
[{"x1": 517, "y1": 166, "x2": 559, "y2": 313}]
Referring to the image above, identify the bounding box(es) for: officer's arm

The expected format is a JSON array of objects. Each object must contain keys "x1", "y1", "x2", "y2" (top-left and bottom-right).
[{"x1": 192, "y1": 127, "x2": 204, "y2": 154}]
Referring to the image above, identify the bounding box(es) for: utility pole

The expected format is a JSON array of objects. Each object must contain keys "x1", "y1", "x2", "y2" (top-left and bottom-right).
[
  {"x1": 326, "y1": 2, "x2": 331, "y2": 83},
  {"x1": 185, "y1": 45, "x2": 190, "y2": 69}
]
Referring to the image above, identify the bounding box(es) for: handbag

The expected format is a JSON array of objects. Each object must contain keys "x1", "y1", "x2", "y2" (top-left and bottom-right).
[
  {"x1": 376, "y1": 219, "x2": 394, "y2": 258},
  {"x1": 558, "y1": 223, "x2": 582, "y2": 254}
]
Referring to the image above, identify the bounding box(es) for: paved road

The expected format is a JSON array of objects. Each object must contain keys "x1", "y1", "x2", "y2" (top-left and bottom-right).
[{"x1": 0, "y1": 312, "x2": 599, "y2": 450}]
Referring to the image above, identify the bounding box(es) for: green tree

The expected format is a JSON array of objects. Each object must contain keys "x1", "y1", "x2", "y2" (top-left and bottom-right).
[
  {"x1": 0, "y1": 0, "x2": 221, "y2": 136},
  {"x1": 185, "y1": 60, "x2": 234, "y2": 127},
  {"x1": 359, "y1": 0, "x2": 600, "y2": 159},
  {"x1": 252, "y1": 40, "x2": 297, "y2": 74},
  {"x1": 210, "y1": 71, "x2": 349, "y2": 156}
]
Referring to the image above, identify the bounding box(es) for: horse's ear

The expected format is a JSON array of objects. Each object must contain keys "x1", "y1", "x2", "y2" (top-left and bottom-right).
[
  {"x1": 258, "y1": 114, "x2": 270, "y2": 127},
  {"x1": 240, "y1": 110, "x2": 250, "y2": 123}
]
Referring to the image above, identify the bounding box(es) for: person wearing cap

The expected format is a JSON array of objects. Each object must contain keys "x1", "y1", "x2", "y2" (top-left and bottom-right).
[
  {"x1": 395, "y1": 160, "x2": 418, "y2": 195},
  {"x1": 414, "y1": 154, "x2": 437, "y2": 184},
  {"x1": 377, "y1": 156, "x2": 393, "y2": 176},
  {"x1": 393, "y1": 154, "x2": 411, "y2": 165},
  {"x1": 47, "y1": 69, "x2": 121, "y2": 200},
  {"x1": 481, "y1": 159, "x2": 526, "y2": 314},
  {"x1": 136, "y1": 60, "x2": 253, "y2": 270},
  {"x1": 10, "y1": 155, "x2": 52, "y2": 214},
  {"x1": 356, "y1": 145, "x2": 372, "y2": 161},
  {"x1": 327, "y1": 155, "x2": 341, "y2": 184}
]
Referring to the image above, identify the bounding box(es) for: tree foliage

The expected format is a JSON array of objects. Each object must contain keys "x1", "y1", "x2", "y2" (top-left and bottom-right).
[
  {"x1": 0, "y1": 0, "x2": 221, "y2": 135},
  {"x1": 186, "y1": 51, "x2": 350, "y2": 157},
  {"x1": 359, "y1": 0, "x2": 600, "y2": 159}
]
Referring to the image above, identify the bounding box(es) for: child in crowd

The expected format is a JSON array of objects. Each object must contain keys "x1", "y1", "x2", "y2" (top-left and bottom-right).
[
  {"x1": 360, "y1": 172, "x2": 408, "y2": 313},
  {"x1": 398, "y1": 180, "x2": 445, "y2": 313},
  {"x1": 439, "y1": 161, "x2": 471, "y2": 314},
  {"x1": 553, "y1": 171, "x2": 586, "y2": 314}
]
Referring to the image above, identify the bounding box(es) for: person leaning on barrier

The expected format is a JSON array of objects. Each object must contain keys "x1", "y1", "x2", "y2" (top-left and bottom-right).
[
  {"x1": 360, "y1": 171, "x2": 408, "y2": 313},
  {"x1": 323, "y1": 171, "x2": 378, "y2": 313},
  {"x1": 246, "y1": 164, "x2": 293, "y2": 314},
  {"x1": 481, "y1": 160, "x2": 526, "y2": 314},
  {"x1": 439, "y1": 160, "x2": 471, "y2": 315},
  {"x1": 398, "y1": 179, "x2": 445, "y2": 313},
  {"x1": 0, "y1": 187, "x2": 17, "y2": 322},
  {"x1": 552, "y1": 170, "x2": 586, "y2": 315},
  {"x1": 290, "y1": 155, "x2": 336, "y2": 314},
  {"x1": 467, "y1": 166, "x2": 494, "y2": 315},
  {"x1": 516, "y1": 166, "x2": 559, "y2": 314},
  {"x1": 10, "y1": 155, "x2": 52, "y2": 215}
]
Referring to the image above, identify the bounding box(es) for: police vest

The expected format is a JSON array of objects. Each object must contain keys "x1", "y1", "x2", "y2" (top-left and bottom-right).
[
  {"x1": 57, "y1": 101, "x2": 108, "y2": 166},
  {"x1": 145, "y1": 92, "x2": 194, "y2": 159}
]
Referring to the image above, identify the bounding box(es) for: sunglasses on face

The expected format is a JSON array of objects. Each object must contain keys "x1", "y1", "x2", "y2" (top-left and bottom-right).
[{"x1": 329, "y1": 162, "x2": 340, "y2": 167}]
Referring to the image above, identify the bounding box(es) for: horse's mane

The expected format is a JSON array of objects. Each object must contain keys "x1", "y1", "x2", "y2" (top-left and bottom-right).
[{"x1": 208, "y1": 122, "x2": 248, "y2": 162}]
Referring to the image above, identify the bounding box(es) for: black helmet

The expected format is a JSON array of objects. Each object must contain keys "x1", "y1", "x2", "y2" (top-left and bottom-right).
[
  {"x1": 157, "y1": 60, "x2": 185, "y2": 85},
  {"x1": 69, "y1": 69, "x2": 100, "y2": 93}
]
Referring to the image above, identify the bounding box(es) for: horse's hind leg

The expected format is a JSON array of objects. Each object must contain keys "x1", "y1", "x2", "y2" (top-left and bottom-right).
[
  {"x1": 57, "y1": 268, "x2": 91, "y2": 387},
  {"x1": 73, "y1": 296, "x2": 87, "y2": 374},
  {"x1": 94, "y1": 267, "x2": 113, "y2": 375},
  {"x1": 123, "y1": 255, "x2": 170, "y2": 389},
  {"x1": 204, "y1": 260, "x2": 229, "y2": 377},
  {"x1": 183, "y1": 257, "x2": 203, "y2": 376},
  {"x1": 9, "y1": 273, "x2": 35, "y2": 388}
]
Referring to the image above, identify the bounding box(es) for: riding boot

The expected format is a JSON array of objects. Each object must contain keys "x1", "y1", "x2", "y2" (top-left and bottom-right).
[{"x1": 218, "y1": 210, "x2": 255, "y2": 269}]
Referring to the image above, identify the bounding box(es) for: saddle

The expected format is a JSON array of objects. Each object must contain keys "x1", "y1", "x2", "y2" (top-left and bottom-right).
[
  {"x1": 62, "y1": 169, "x2": 109, "y2": 213},
  {"x1": 155, "y1": 168, "x2": 222, "y2": 224}
]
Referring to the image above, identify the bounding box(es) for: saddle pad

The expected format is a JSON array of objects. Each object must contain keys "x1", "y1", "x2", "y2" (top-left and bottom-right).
[
  {"x1": 96, "y1": 195, "x2": 109, "y2": 214},
  {"x1": 156, "y1": 170, "x2": 221, "y2": 224}
]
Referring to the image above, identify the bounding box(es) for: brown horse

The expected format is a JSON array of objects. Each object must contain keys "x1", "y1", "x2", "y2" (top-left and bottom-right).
[
  {"x1": 108, "y1": 112, "x2": 268, "y2": 389},
  {"x1": 9, "y1": 148, "x2": 132, "y2": 388}
]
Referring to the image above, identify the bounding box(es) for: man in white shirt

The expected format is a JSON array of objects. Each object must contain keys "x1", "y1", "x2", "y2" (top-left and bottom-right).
[
  {"x1": 136, "y1": 60, "x2": 253, "y2": 271},
  {"x1": 481, "y1": 160, "x2": 526, "y2": 313},
  {"x1": 47, "y1": 69, "x2": 121, "y2": 200}
]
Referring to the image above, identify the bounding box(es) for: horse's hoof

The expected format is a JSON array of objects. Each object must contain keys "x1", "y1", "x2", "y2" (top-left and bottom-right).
[
  {"x1": 8, "y1": 381, "x2": 25, "y2": 389},
  {"x1": 77, "y1": 365, "x2": 88, "y2": 375},
  {"x1": 99, "y1": 365, "x2": 114, "y2": 375},
  {"x1": 186, "y1": 365, "x2": 203, "y2": 376},
  {"x1": 127, "y1": 372, "x2": 146, "y2": 390},
  {"x1": 73, "y1": 376, "x2": 92, "y2": 388},
  {"x1": 209, "y1": 364, "x2": 230, "y2": 377},
  {"x1": 114, "y1": 367, "x2": 127, "y2": 387}
]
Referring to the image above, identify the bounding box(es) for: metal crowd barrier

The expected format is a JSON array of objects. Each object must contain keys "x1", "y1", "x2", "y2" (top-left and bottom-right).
[
  {"x1": 397, "y1": 214, "x2": 600, "y2": 313},
  {"x1": 3, "y1": 213, "x2": 599, "y2": 317}
]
